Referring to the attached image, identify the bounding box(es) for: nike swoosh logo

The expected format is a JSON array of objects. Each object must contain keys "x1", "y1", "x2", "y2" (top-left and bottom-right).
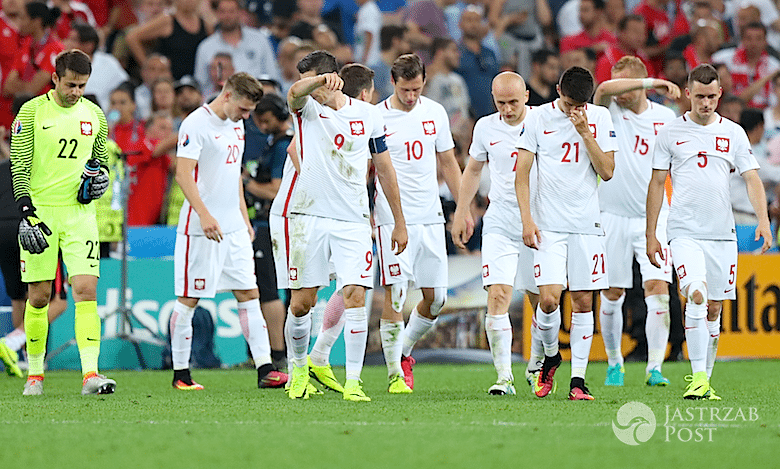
[
  {"x1": 185, "y1": 336, "x2": 191, "y2": 340},
  {"x1": 537, "y1": 326, "x2": 551, "y2": 331},
  {"x1": 386, "y1": 131, "x2": 396, "y2": 137},
  {"x1": 676, "y1": 141, "x2": 688, "y2": 145},
  {"x1": 501, "y1": 327, "x2": 512, "y2": 331},
  {"x1": 264, "y1": 376, "x2": 282, "y2": 382},
  {"x1": 724, "y1": 289, "x2": 734, "y2": 294},
  {"x1": 360, "y1": 274, "x2": 371, "y2": 278},
  {"x1": 489, "y1": 141, "x2": 501, "y2": 146},
  {"x1": 710, "y1": 334, "x2": 719, "y2": 338},
  {"x1": 319, "y1": 113, "x2": 329, "y2": 119},
  {"x1": 350, "y1": 329, "x2": 366, "y2": 334},
  {"x1": 582, "y1": 334, "x2": 593, "y2": 340},
  {"x1": 684, "y1": 326, "x2": 696, "y2": 330},
  {"x1": 90, "y1": 264, "x2": 98, "y2": 268},
  {"x1": 30, "y1": 338, "x2": 40, "y2": 342},
  {"x1": 43, "y1": 125, "x2": 54, "y2": 129},
  {"x1": 543, "y1": 130, "x2": 555, "y2": 134},
  {"x1": 622, "y1": 116, "x2": 630, "y2": 120},
  {"x1": 86, "y1": 337, "x2": 99, "y2": 341},
  {"x1": 592, "y1": 277, "x2": 603, "y2": 283},
  {"x1": 215, "y1": 135, "x2": 221, "y2": 139},
  {"x1": 656, "y1": 311, "x2": 668, "y2": 315},
  {"x1": 292, "y1": 335, "x2": 306, "y2": 340}
]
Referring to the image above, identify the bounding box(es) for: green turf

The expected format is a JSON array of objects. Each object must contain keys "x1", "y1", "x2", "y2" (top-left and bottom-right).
[{"x1": 1, "y1": 361, "x2": 778, "y2": 469}]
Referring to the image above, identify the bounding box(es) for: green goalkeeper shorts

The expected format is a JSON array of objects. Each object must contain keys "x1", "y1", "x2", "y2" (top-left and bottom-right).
[{"x1": 20, "y1": 204, "x2": 100, "y2": 283}]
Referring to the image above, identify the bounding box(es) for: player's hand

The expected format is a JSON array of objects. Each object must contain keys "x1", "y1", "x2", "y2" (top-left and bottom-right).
[
  {"x1": 321, "y1": 72, "x2": 343, "y2": 92},
  {"x1": 755, "y1": 220, "x2": 774, "y2": 253},
  {"x1": 451, "y1": 212, "x2": 473, "y2": 250},
  {"x1": 18, "y1": 201, "x2": 51, "y2": 255},
  {"x1": 247, "y1": 222, "x2": 256, "y2": 242},
  {"x1": 391, "y1": 223, "x2": 408, "y2": 255},
  {"x1": 654, "y1": 80, "x2": 681, "y2": 100},
  {"x1": 200, "y1": 213, "x2": 223, "y2": 242},
  {"x1": 523, "y1": 220, "x2": 542, "y2": 249},
  {"x1": 87, "y1": 167, "x2": 110, "y2": 199},
  {"x1": 569, "y1": 107, "x2": 590, "y2": 137},
  {"x1": 646, "y1": 233, "x2": 664, "y2": 268}
]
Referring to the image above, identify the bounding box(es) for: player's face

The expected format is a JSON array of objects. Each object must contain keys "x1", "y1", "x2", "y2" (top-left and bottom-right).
[
  {"x1": 611, "y1": 69, "x2": 645, "y2": 110},
  {"x1": 226, "y1": 94, "x2": 257, "y2": 122},
  {"x1": 53, "y1": 70, "x2": 89, "y2": 107},
  {"x1": 686, "y1": 80, "x2": 722, "y2": 121},
  {"x1": 558, "y1": 93, "x2": 587, "y2": 116},
  {"x1": 492, "y1": 87, "x2": 527, "y2": 125},
  {"x1": 392, "y1": 74, "x2": 424, "y2": 111}
]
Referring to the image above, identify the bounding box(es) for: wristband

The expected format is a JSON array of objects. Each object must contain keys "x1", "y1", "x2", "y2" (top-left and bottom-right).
[{"x1": 642, "y1": 78, "x2": 655, "y2": 89}]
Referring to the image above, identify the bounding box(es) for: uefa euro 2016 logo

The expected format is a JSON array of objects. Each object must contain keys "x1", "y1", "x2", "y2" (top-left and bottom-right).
[{"x1": 612, "y1": 402, "x2": 657, "y2": 445}]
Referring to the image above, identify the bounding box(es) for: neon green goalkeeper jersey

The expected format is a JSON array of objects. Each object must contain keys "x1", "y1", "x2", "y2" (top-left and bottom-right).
[{"x1": 10, "y1": 91, "x2": 108, "y2": 206}]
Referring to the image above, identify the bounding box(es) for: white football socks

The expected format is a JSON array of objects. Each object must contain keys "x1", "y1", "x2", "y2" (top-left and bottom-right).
[
  {"x1": 599, "y1": 292, "x2": 624, "y2": 367},
  {"x1": 535, "y1": 305, "x2": 561, "y2": 357},
  {"x1": 527, "y1": 313, "x2": 544, "y2": 371},
  {"x1": 170, "y1": 301, "x2": 196, "y2": 370},
  {"x1": 645, "y1": 294, "x2": 670, "y2": 374},
  {"x1": 288, "y1": 310, "x2": 311, "y2": 368},
  {"x1": 344, "y1": 307, "x2": 368, "y2": 381},
  {"x1": 401, "y1": 308, "x2": 436, "y2": 357},
  {"x1": 684, "y1": 303, "x2": 708, "y2": 374},
  {"x1": 570, "y1": 312, "x2": 594, "y2": 379},
  {"x1": 237, "y1": 299, "x2": 272, "y2": 367},
  {"x1": 485, "y1": 313, "x2": 513, "y2": 382},
  {"x1": 309, "y1": 293, "x2": 346, "y2": 367},
  {"x1": 706, "y1": 315, "x2": 721, "y2": 380},
  {"x1": 380, "y1": 319, "x2": 404, "y2": 378}
]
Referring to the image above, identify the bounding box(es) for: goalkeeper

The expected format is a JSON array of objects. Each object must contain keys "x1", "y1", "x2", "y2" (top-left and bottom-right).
[{"x1": 10, "y1": 49, "x2": 116, "y2": 396}]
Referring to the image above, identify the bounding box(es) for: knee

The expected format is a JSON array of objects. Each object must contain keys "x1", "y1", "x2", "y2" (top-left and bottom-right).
[
  {"x1": 27, "y1": 283, "x2": 50, "y2": 309},
  {"x1": 390, "y1": 283, "x2": 408, "y2": 313},
  {"x1": 707, "y1": 301, "x2": 722, "y2": 320},
  {"x1": 429, "y1": 287, "x2": 447, "y2": 317},
  {"x1": 603, "y1": 287, "x2": 624, "y2": 302},
  {"x1": 290, "y1": 291, "x2": 317, "y2": 316},
  {"x1": 488, "y1": 286, "x2": 511, "y2": 310},
  {"x1": 539, "y1": 294, "x2": 559, "y2": 313},
  {"x1": 71, "y1": 283, "x2": 96, "y2": 302},
  {"x1": 687, "y1": 281, "x2": 707, "y2": 305},
  {"x1": 341, "y1": 286, "x2": 365, "y2": 308}
]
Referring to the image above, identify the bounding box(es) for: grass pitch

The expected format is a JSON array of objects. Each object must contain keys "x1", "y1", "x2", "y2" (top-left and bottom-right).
[{"x1": 1, "y1": 361, "x2": 778, "y2": 469}]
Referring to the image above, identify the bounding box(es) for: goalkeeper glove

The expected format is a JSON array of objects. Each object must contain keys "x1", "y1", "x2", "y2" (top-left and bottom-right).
[
  {"x1": 78, "y1": 159, "x2": 109, "y2": 203},
  {"x1": 17, "y1": 198, "x2": 52, "y2": 255}
]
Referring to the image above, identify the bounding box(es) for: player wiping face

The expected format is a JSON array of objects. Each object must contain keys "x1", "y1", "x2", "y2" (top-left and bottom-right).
[
  {"x1": 300, "y1": 70, "x2": 344, "y2": 107},
  {"x1": 52, "y1": 69, "x2": 89, "y2": 108}
]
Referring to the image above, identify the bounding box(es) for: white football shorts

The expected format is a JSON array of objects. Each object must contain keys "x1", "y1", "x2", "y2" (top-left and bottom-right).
[
  {"x1": 481, "y1": 232, "x2": 539, "y2": 294},
  {"x1": 602, "y1": 210, "x2": 672, "y2": 288},
  {"x1": 669, "y1": 237, "x2": 738, "y2": 301},
  {"x1": 533, "y1": 230, "x2": 609, "y2": 291},
  {"x1": 375, "y1": 223, "x2": 447, "y2": 288}
]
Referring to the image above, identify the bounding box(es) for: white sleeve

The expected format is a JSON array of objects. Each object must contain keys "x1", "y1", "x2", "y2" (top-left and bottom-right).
[
  {"x1": 468, "y1": 118, "x2": 487, "y2": 161},
  {"x1": 734, "y1": 127, "x2": 760, "y2": 174},
  {"x1": 370, "y1": 105, "x2": 386, "y2": 139},
  {"x1": 652, "y1": 127, "x2": 672, "y2": 170},
  {"x1": 516, "y1": 111, "x2": 538, "y2": 154},
  {"x1": 434, "y1": 105, "x2": 455, "y2": 152},
  {"x1": 594, "y1": 108, "x2": 619, "y2": 153},
  {"x1": 177, "y1": 115, "x2": 203, "y2": 161}
]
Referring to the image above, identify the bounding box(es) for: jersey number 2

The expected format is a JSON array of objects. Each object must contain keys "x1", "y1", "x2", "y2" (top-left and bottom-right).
[{"x1": 57, "y1": 138, "x2": 78, "y2": 159}]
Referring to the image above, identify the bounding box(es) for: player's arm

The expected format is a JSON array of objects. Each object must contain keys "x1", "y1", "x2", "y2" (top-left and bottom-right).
[
  {"x1": 243, "y1": 176, "x2": 282, "y2": 200},
  {"x1": 125, "y1": 13, "x2": 172, "y2": 67},
  {"x1": 286, "y1": 141, "x2": 300, "y2": 174},
  {"x1": 645, "y1": 168, "x2": 668, "y2": 267},
  {"x1": 593, "y1": 78, "x2": 681, "y2": 107},
  {"x1": 437, "y1": 148, "x2": 462, "y2": 203},
  {"x1": 9, "y1": 104, "x2": 35, "y2": 203},
  {"x1": 287, "y1": 73, "x2": 343, "y2": 112},
  {"x1": 570, "y1": 108, "x2": 614, "y2": 180},
  {"x1": 452, "y1": 157, "x2": 484, "y2": 249},
  {"x1": 742, "y1": 169, "x2": 773, "y2": 252},
  {"x1": 514, "y1": 149, "x2": 541, "y2": 249},
  {"x1": 175, "y1": 157, "x2": 223, "y2": 242},
  {"x1": 372, "y1": 146, "x2": 408, "y2": 254},
  {"x1": 736, "y1": 71, "x2": 777, "y2": 107},
  {"x1": 238, "y1": 176, "x2": 255, "y2": 242}
]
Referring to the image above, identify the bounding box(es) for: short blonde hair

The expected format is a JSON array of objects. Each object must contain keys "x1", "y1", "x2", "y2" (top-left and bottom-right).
[
  {"x1": 224, "y1": 72, "x2": 263, "y2": 103},
  {"x1": 611, "y1": 56, "x2": 648, "y2": 78}
]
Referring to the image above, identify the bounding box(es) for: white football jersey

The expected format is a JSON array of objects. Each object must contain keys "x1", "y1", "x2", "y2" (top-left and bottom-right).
[
  {"x1": 288, "y1": 96, "x2": 385, "y2": 223},
  {"x1": 653, "y1": 113, "x2": 759, "y2": 241},
  {"x1": 374, "y1": 96, "x2": 455, "y2": 226},
  {"x1": 270, "y1": 156, "x2": 296, "y2": 217},
  {"x1": 516, "y1": 100, "x2": 618, "y2": 235},
  {"x1": 176, "y1": 105, "x2": 247, "y2": 236},
  {"x1": 600, "y1": 99, "x2": 676, "y2": 218},
  {"x1": 470, "y1": 111, "x2": 537, "y2": 241}
]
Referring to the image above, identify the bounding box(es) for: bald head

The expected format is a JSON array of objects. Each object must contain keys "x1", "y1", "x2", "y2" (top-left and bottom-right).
[{"x1": 492, "y1": 72, "x2": 528, "y2": 125}]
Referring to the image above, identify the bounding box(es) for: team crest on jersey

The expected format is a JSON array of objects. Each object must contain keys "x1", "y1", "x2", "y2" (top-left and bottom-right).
[
  {"x1": 676, "y1": 265, "x2": 686, "y2": 280},
  {"x1": 350, "y1": 121, "x2": 365, "y2": 136},
  {"x1": 716, "y1": 137, "x2": 730, "y2": 153},
  {"x1": 653, "y1": 122, "x2": 664, "y2": 135},
  {"x1": 194, "y1": 279, "x2": 205, "y2": 290},
  {"x1": 534, "y1": 264, "x2": 541, "y2": 278},
  {"x1": 80, "y1": 121, "x2": 92, "y2": 136},
  {"x1": 589, "y1": 123, "x2": 597, "y2": 138},
  {"x1": 422, "y1": 120, "x2": 436, "y2": 135},
  {"x1": 482, "y1": 265, "x2": 489, "y2": 278},
  {"x1": 12, "y1": 120, "x2": 22, "y2": 135},
  {"x1": 289, "y1": 267, "x2": 298, "y2": 281},
  {"x1": 234, "y1": 127, "x2": 244, "y2": 140},
  {"x1": 389, "y1": 264, "x2": 401, "y2": 277}
]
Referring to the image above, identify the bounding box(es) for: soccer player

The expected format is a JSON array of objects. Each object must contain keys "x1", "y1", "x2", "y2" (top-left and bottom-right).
[
  {"x1": 171, "y1": 72, "x2": 287, "y2": 391},
  {"x1": 593, "y1": 56, "x2": 680, "y2": 387},
  {"x1": 373, "y1": 53, "x2": 463, "y2": 393},
  {"x1": 284, "y1": 50, "x2": 407, "y2": 401},
  {"x1": 452, "y1": 71, "x2": 542, "y2": 395},
  {"x1": 647, "y1": 64, "x2": 773, "y2": 400},
  {"x1": 10, "y1": 49, "x2": 115, "y2": 395},
  {"x1": 515, "y1": 66, "x2": 617, "y2": 401}
]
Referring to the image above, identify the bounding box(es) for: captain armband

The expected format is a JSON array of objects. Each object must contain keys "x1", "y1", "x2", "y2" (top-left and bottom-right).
[{"x1": 368, "y1": 135, "x2": 388, "y2": 154}]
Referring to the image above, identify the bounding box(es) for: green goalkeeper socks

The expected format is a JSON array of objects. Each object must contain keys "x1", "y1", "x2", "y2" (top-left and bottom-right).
[
  {"x1": 25, "y1": 301, "x2": 49, "y2": 376},
  {"x1": 75, "y1": 301, "x2": 101, "y2": 374}
]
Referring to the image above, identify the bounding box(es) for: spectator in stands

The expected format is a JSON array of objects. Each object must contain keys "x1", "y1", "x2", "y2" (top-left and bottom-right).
[
  {"x1": 50, "y1": 0, "x2": 96, "y2": 41},
  {"x1": 130, "y1": 112, "x2": 174, "y2": 226},
  {"x1": 205, "y1": 52, "x2": 235, "y2": 100},
  {"x1": 151, "y1": 78, "x2": 180, "y2": 119},
  {"x1": 174, "y1": 75, "x2": 204, "y2": 125},
  {"x1": 277, "y1": 37, "x2": 304, "y2": 94},
  {"x1": 658, "y1": 54, "x2": 689, "y2": 114},
  {"x1": 595, "y1": 15, "x2": 654, "y2": 83},
  {"x1": 2, "y1": 2, "x2": 63, "y2": 99},
  {"x1": 682, "y1": 19, "x2": 724, "y2": 69},
  {"x1": 0, "y1": 0, "x2": 24, "y2": 132},
  {"x1": 63, "y1": 22, "x2": 129, "y2": 111},
  {"x1": 354, "y1": 0, "x2": 381, "y2": 65},
  {"x1": 135, "y1": 53, "x2": 173, "y2": 120},
  {"x1": 728, "y1": 0, "x2": 780, "y2": 53},
  {"x1": 526, "y1": 49, "x2": 560, "y2": 106},
  {"x1": 312, "y1": 23, "x2": 352, "y2": 65},
  {"x1": 426, "y1": 37, "x2": 472, "y2": 145},
  {"x1": 668, "y1": 1, "x2": 729, "y2": 55},
  {"x1": 490, "y1": 0, "x2": 552, "y2": 77},
  {"x1": 264, "y1": 3, "x2": 295, "y2": 54},
  {"x1": 719, "y1": 94, "x2": 745, "y2": 123},
  {"x1": 257, "y1": 74, "x2": 282, "y2": 95},
  {"x1": 763, "y1": 73, "x2": 780, "y2": 139},
  {"x1": 126, "y1": 0, "x2": 216, "y2": 80},
  {"x1": 289, "y1": 0, "x2": 326, "y2": 41},
  {"x1": 714, "y1": 62, "x2": 734, "y2": 96},
  {"x1": 370, "y1": 25, "x2": 410, "y2": 101},
  {"x1": 456, "y1": 5, "x2": 499, "y2": 119},
  {"x1": 403, "y1": 0, "x2": 450, "y2": 63},
  {"x1": 633, "y1": 0, "x2": 689, "y2": 72},
  {"x1": 559, "y1": 0, "x2": 617, "y2": 57},
  {"x1": 732, "y1": 109, "x2": 780, "y2": 225},
  {"x1": 109, "y1": 0, "x2": 165, "y2": 77},
  {"x1": 561, "y1": 46, "x2": 598, "y2": 76},
  {"x1": 712, "y1": 22, "x2": 780, "y2": 109},
  {"x1": 193, "y1": 0, "x2": 280, "y2": 94}
]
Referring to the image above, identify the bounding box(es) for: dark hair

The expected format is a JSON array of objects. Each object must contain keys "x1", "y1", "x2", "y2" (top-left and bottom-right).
[
  {"x1": 618, "y1": 14, "x2": 644, "y2": 32},
  {"x1": 11, "y1": 94, "x2": 33, "y2": 117},
  {"x1": 559, "y1": 66, "x2": 594, "y2": 103},
  {"x1": 255, "y1": 93, "x2": 288, "y2": 121},
  {"x1": 71, "y1": 22, "x2": 99, "y2": 49},
  {"x1": 111, "y1": 82, "x2": 136, "y2": 102},
  {"x1": 430, "y1": 37, "x2": 454, "y2": 58},
  {"x1": 740, "y1": 108, "x2": 764, "y2": 133},
  {"x1": 582, "y1": 0, "x2": 606, "y2": 9},
  {"x1": 55, "y1": 49, "x2": 92, "y2": 77},
  {"x1": 391, "y1": 53, "x2": 425, "y2": 82},
  {"x1": 380, "y1": 25, "x2": 407, "y2": 52},
  {"x1": 531, "y1": 49, "x2": 557, "y2": 66},
  {"x1": 743, "y1": 21, "x2": 767, "y2": 36},
  {"x1": 688, "y1": 63, "x2": 720, "y2": 87},
  {"x1": 340, "y1": 63, "x2": 375, "y2": 99},
  {"x1": 296, "y1": 50, "x2": 338, "y2": 75},
  {"x1": 26, "y1": 1, "x2": 60, "y2": 28}
]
